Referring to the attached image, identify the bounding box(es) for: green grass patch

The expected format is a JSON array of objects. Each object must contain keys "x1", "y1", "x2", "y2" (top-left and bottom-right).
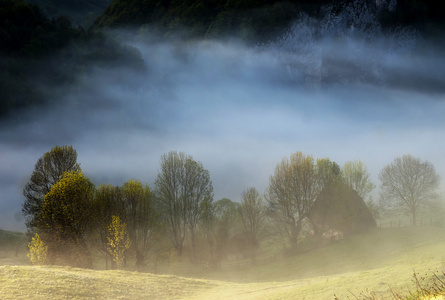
[{"x1": 0, "y1": 230, "x2": 28, "y2": 266}]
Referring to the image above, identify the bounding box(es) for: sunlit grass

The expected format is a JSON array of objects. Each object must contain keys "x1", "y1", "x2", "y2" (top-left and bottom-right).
[
  {"x1": 1, "y1": 226, "x2": 445, "y2": 299},
  {"x1": 0, "y1": 265, "x2": 217, "y2": 299}
]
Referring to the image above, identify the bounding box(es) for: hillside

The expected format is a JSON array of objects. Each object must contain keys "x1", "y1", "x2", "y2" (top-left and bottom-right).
[
  {"x1": 2, "y1": 226, "x2": 445, "y2": 299},
  {"x1": 0, "y1": 230, "x2": 28, "y2": 266},
  {"x1": 93, "y1": 0, "x2": 445, "y2": 41},
  {"x1": 2, "y1": 0, "x2": 445, "y2": 121},
  {"x1": 25, "y1": 0, "x2": 112, "y2": 27},
  {"x1": 0, "y1": 0, "x2": 144, "y2": 119},
  {"x1": 94, "y1": 0, "x2": 330, "y2": 42}
]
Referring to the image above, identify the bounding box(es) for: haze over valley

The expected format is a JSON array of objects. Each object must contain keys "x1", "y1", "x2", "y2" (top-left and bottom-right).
[
  {"x1": 2, "y1": 1, "x2": 445, "y2": 299},
  {"x1": 2, "y1": 0, "x2": 445, "y2": 232}
]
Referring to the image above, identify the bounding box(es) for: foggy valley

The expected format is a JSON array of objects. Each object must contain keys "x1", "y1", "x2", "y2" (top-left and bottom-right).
[{"x1": 1, "y1": 0, "x2": 445, "y2": 298}]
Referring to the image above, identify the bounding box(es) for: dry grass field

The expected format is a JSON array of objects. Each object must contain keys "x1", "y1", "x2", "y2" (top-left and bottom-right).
[{"x1": 1, "y1": 227, "x2": 445, "y2": 299}]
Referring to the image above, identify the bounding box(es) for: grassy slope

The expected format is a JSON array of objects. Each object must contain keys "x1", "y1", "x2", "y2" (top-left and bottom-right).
[
  {"x1": 0, "y1": 230, "x2": 28, "y2": 266},
  {"x1": 1, "y1": 227, "x2": 445, "y2": 299}
]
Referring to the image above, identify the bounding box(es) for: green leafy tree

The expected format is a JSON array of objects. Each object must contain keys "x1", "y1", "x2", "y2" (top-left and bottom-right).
[
  {"x1": 213, "y1": 198, "x2": 239, "y2": 258},
  {"x1": 202, "y1": 198, "x2": 240, "y2": 268},
  {"x1": 22, "y1": 145, "x2": 81, "y2": 235},
  {"x1": 39, "y1": 170, "x2": 95, "y2": 267},
  {"x1": 379, "y1": 155, "x2": 440, "y2": 226},
  {"x1": 107, "y1": 215, "x2": 131, "y2": 269},
  {"x1": 27, "y1": 233, "x2": 48, "y2": 265}
]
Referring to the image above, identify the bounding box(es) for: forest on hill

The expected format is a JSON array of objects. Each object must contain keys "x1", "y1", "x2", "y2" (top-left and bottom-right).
[
  {"x1": 0, "y1": 0, "x2": 143, "y2": 119},
  {"x1": 26, "y1": 0, "x2": 112, "y2": 27},
  {"x1": 2, "y1": 3, "x2": 445, "y2": 298},
  {"x1": 1, "y1": 0, "x2": 445, "y2": 120},
  {"x1": 94, "y1": 0, "x2": 445, "y2": 41}
]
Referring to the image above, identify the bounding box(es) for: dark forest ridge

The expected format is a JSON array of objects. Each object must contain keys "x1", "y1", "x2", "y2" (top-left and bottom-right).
[
  {"x1": 93, "y1": 0, "x2": 445, "y2": 41},
  {"x1": 1, "y1": 0, "x2": 445, "y2": 119},
  {"x1": 24, "y1": 0, "x2": 112, "y2": 26}
]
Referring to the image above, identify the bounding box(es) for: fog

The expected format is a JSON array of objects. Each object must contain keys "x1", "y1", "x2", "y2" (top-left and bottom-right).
[{"x1": 2, "y1": 4, "x2": 445, "y2": 232}]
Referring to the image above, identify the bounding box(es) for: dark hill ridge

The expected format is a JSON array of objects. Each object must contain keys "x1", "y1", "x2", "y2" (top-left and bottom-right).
[
  {"x1": 25, "y1": 0, "x2": 112, "y2": 26},
  {"x1": 93, "y1": 0, "x2": 445, "y2": 41},
  {"x1": 94, "y1": 0, "x2": 333, "y2": 41},
  {"x1": 0, "y1": 0, "x2": 143, "y2": 119},
  {"x1": 1, "y1": 0, "x2": 445, "y2": 120}
]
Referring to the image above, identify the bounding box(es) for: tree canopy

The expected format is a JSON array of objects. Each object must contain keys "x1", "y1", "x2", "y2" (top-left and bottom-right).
[
  {"x1": 21, "y1": 145, "x2": 443, "y2": 269},
  {"x1": 239, "y1": 187, "x2": 266, "y2": 263},
  {"x1": 379, "y1": 154, "x2": 440, "y2": 226},
  {"x1": 342, "y1": 160, "x2": 375, "y2": 201},
  {"x1": 267, "y1": 152, "x2": 320, "y2": 252},
  {"x1": 121, "y1": 179, "x2": 156, "y2": 269},
  {"x1": 154, "y1": 151, "x2": 213, "y2": 258},
  {"x1": 40, "y1": 170, "x2": 96, "y2": 267},
  {"x1": 22, "y1": 145, "x2": 81, "y2": 235}
]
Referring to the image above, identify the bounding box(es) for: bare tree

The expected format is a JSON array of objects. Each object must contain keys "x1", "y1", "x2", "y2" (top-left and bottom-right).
[
  {"x1": 342, "y1": 160, "x2": 378, "y2": 219},
  {"x1": 23, "y1": 145, "x2": 81, "y2": 235},
  {"x1": 121, "y1": 179, "x2": 157, "y2": 270},
  {"x1": 155, "y1": 151, "x2": 187, "y2": 256},
  {"x1": 342, "y1": 160, "x2": 375, "y2": 201},
  {"x1": 239, "y1": 187, "x2": 266, "y2": 263},
  {"x1": 379, "y1": 154, "x2": 440, "y2": 226},
  {"x1": 183, "y1": 158, "x2": 213, "y2": 260},
  {"x1": 154, "y1": 151, "x2": 213, "y2": 258},
  {"x1": 266, "y1": 152, "x2": 319, "y2": 253}
]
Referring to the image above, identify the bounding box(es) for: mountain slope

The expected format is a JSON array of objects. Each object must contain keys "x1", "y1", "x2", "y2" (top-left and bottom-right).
[
  {"x1": 94, "y1": 0, "x2": 331, "y2": 41},
  {"x1": 94, "y1": 0, "x2": 445, "y2": 41},
  {"x1": 25, "y1": 0, "x2": 112, "y2": 26},
  {"x1": 0, "y1": 0, "x2": 143, "y2": 119}
]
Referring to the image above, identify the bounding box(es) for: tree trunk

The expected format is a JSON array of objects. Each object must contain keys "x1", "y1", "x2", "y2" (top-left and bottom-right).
[
  {"x1": 289, "y1": 228, "x2": 299, "y2": 255},
  {"x1": 135, "y1": 250, "x2": 146, "y2": 271},
  {"x1": 190, "y1": 229, "x2": 198, "y2": 262},
  {"x1": 177, "y1": 243, "x2": 183, "y2": 257}
]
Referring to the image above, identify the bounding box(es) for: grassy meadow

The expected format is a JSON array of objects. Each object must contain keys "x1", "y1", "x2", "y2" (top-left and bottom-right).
[{"x1": 1, "y1": 226, "x2": 445, "y2": 299}]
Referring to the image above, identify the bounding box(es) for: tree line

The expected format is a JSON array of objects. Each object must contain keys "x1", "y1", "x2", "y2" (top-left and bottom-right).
[
  {"x1": 23, "y1": 145, "x2": 440, "y2": 269},
  {"x1": 94, "y1": 0, "x2": 445, "y2": 42}
]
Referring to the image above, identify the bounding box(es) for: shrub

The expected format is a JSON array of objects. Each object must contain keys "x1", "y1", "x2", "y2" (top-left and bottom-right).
[
  {"x1": 107, "y1": 215, "x2": 131, "y2": 269},
  {"x1": 27, "y1": 233, "x2": 48, "y2": 265}
]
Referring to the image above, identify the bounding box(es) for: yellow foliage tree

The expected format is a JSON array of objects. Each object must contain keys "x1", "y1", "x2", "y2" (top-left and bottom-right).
[
  {"x1": 28, "y1": 233, "x2": 48, "y2": 265},
  {"x1": 107, "y1": 215, "x2": 131, "y2": 269},
  {"x1": 40, "y1": 170, "x2": 95, "y2": 267}
]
